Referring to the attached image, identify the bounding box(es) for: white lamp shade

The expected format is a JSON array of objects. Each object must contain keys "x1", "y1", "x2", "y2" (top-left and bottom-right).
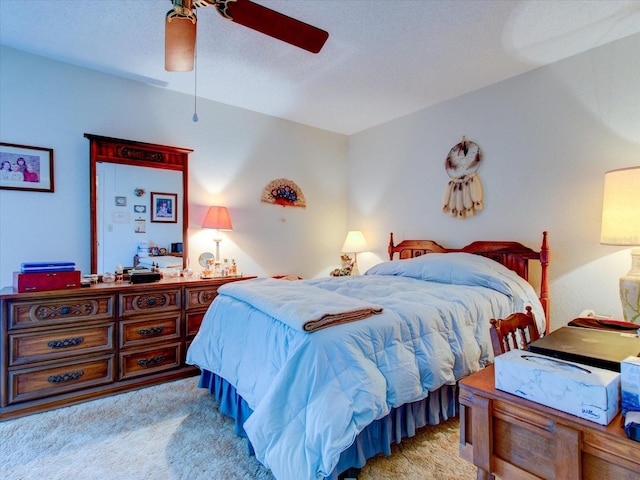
[
  {"x1": 600, "y1": 167, "x2": 640, "y2": 246},
  {"x1": 342, "y1": 231, "x2": 368, "y2": 253}
]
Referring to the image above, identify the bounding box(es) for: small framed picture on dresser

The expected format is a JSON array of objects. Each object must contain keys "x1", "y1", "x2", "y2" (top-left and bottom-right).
[{"x1": 0, "y1": 142, "x2": 54, "y2": 192}]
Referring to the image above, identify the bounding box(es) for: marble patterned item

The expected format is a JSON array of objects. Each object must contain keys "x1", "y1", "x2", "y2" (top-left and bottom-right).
[
  {"x1": 494, "y1": 349, "x2": 620, "y2": 425},
  {"x1": 621, "y1": 356, "x2": 640, "y2": 415}
]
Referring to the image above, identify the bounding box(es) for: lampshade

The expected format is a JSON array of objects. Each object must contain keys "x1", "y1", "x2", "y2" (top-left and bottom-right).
[
  {"x1": 342, "y1": 231, "x2": 368, "y2": 253},
  {"x1": 202, "y1": 206, "x2": 233, "y2": 231},
  {"x1": 600, "y1": 167, "x2": 640, "y2": 246},
  {"x1": 202, "y1": 206, "x2": 232, "y2": 263},
  {"x1": 600, "y1": 166, "x2": 640, "y2": 323}
]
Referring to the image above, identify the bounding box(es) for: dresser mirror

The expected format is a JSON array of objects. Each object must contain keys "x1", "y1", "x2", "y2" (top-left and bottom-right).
[{"x1": 86, "y1": 134, "x2": 192, "y2": 274}]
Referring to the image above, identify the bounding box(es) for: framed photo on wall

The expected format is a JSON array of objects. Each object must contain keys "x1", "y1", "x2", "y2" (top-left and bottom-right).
[
  {"x1": 151, "y1": 192, "x2": 177, "y2": 223},
  {"x1": 0, "y1": 142, "x2": 54, "y2": 192}
]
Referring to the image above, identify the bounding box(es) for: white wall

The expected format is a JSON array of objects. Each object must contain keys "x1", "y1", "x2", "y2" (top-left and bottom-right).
[
  {"x1": 2, "y1": 34, "x2": 639, "y2": 332},
  {"x1": 348, "y1": 33, "x2": 640, "y2": 331},
  {"x1": 0, "y1": 46, "x2": 348, "y2": 285}
]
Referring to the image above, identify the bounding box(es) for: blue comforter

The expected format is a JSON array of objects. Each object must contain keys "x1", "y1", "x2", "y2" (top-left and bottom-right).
[{"x1": 186, "y1": 253, "x2": 545, "y2": 480}]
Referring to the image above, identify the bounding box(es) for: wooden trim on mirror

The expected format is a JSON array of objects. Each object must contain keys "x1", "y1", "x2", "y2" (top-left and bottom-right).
[{"x1": 85, "y1": 134, "x2": 192, "y2": 274}]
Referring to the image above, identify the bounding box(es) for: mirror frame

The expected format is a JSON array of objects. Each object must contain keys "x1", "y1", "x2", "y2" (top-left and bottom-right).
[{"x1": 86, "y1": 134, "x2": 192, "y2": 274}]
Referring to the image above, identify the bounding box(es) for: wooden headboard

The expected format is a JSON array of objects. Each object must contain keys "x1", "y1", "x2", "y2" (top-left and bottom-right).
[{"x1": 388, "y1": 231, "x2": 550, "y2": 334}]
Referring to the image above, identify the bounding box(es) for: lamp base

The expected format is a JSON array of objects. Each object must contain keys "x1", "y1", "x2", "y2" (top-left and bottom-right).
[
  {"x1": 620, "y1": 247, "x2": 640, "y2": 323},
  {"x1": 214, "y1": 238, "x2": 222, "y2": 263},
  {"x1": 350, "y1": 262, "x2": 360, "y2": 276}
]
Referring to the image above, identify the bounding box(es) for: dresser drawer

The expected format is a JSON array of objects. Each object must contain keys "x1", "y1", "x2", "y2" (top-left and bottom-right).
[
  {"x1": 119, "y1": 314, "x2": 181, "y2": 349},
  {"x1": 119, "y1": 343, "x2": 182, "y2": 380},
  {"x1": 119, "y1": 289, "x2": 181, "y2": 317},
  {"x1": 9, "y1": 323, "x2": 115, "y2": 366},
  {"x1": 7, "y1": 295, "x2": 116, "y2": 329},
  {"x1": 185, "y1": 312, "x2": 206, "y2": 337},
  {"x1": 8, "y1": 355, "x2": 115, "y2": 404},
  {"x1": 185, "y1": 286, "x2": 220, "y2": 310}
]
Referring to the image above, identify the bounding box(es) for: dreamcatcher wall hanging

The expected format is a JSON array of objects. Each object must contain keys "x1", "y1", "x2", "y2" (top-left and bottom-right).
[
  {"x1": 261, "y1": 178, "x2": 306, "y2": 208},
  {"x1": 442, "y1": 137, "x2": 484, "y2": 219}
]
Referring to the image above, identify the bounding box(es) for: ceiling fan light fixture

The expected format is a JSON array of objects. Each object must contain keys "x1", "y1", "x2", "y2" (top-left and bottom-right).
[{"x1": 165, "y1": 8, "x2": 197, "y2": 71}]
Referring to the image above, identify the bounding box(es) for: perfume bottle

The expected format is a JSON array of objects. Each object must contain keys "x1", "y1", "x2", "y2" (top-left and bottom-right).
[{"x1": 223, "y1": 259, "x2": 230, "y2": 276}]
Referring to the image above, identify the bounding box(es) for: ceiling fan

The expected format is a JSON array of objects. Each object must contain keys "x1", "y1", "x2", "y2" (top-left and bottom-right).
[{"x1": 165, "y1": 0, "x2": 329, "y2": 71}]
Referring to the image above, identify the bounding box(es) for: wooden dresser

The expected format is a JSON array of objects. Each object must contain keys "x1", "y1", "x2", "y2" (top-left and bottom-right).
[
  {"x1": 0, "y1": 276, "x2": 253, "y2": 420},
  {"x1": 459, "y1": 365, "x2": 639, "y2": 480}
]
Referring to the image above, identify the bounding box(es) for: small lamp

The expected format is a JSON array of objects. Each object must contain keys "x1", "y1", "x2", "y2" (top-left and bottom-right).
[
  {"x1": 341, "y1": 230, "x2": 368, "y2": 276},
  {"x1": 202, "y1": 206, "x2": 233, "y2": 261},
  {"x1": 600, "y1": 166, "x2": 640, "y2": 323}
]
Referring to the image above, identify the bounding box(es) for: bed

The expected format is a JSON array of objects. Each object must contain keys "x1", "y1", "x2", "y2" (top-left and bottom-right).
[{"x1": 186, "y1": 231, "x2": 550, "y2": 480}]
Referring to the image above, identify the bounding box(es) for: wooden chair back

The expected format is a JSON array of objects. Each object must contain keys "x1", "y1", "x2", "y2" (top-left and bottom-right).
[{"x1": 490, "y1": 306, "x2": 540, "y2": 356}]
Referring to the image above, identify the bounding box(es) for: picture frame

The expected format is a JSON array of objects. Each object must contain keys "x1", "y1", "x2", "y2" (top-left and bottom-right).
[
  {"x1": 115, "y1": 196, "x2": 127, "y2": 207},
  {"x1": 134, "y1": 218, "x2": 146, "y2": 233},
  {"x1": 0, "y1": 142, "x2": 54, "y2": 192},
  {"x1": 112, "y1": 211, "x2": 130, "y2": 224},
  {"x1": 151, "y1": 192, "x2": 177, "y2": 223}
]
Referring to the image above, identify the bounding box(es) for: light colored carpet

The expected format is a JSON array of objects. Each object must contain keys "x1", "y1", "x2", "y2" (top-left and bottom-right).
[{"x1": 0, "y1": 377, "x2": 478, "y2": 480}]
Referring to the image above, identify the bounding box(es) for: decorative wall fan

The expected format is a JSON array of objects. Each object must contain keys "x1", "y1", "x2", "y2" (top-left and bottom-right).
[
  {"x1": 261, "y1": 178, "x2": 306, "y2": 208},
  {"x1": 165, "y1": 0, "x2": 329, "y2": 71}
]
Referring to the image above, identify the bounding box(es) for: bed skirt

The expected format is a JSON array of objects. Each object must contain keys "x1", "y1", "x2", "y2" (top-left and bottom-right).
[{"x1": 198, "y1": 369, "x2": 459, "y2": 479}]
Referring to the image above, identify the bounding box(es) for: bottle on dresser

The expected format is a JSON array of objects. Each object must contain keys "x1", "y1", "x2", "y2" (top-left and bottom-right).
[
  {"x1": 223, "y1": 259, "x2": 230, "y2": 276},
  {"x1": 115, "y1": 263, "x2": 123, "y2": 282}
]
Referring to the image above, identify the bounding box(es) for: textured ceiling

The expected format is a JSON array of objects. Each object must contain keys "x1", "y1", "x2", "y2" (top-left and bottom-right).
[{"x1": 1, "y1": 0, "x2": 639, "y2": 135}]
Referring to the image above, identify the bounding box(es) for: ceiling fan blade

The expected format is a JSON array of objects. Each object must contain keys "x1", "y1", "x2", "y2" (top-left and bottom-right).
[
  {"x1": 219, "y1": 0, "x2": 328, "y2": 53},
  {"x1": 165, "y1": 11, "x2": 197, "y2": 71}
]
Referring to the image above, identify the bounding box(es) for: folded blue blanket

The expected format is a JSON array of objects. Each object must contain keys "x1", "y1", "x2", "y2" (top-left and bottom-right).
[{"x1": 218, "y1": 277, "x2": 383, "y2": 332}]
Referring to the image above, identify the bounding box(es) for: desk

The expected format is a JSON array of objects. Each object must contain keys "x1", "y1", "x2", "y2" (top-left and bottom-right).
[{"x1": 459, "y1": 365, "x2": 639, "y2": 480}]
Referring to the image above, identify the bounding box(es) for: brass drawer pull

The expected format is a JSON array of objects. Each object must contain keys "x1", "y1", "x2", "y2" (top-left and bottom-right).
[
  {"x1": 137, "y1": 355, "x2": 166, "y2": 367},
  {"x1": 48, "y1": 370, "x2": 84, "y2": 384},
  {"x1": 137, "y1": 326, "x2": 166, "y2": 336},
  {"x1": 47, "y1": 337, "x2": 85, "y2": 349}
]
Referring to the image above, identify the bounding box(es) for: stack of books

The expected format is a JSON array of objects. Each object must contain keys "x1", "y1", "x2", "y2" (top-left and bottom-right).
[
  {"x1": 20, "y1": 261, "x2": 76, "y2": 273},
  {"x1": 14, "y1": 261, "x2": 81, "y2": 292}
]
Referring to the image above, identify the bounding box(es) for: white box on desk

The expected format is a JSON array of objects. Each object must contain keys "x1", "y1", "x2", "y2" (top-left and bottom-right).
[
  {"x1": 494, "y1": 349, "x2": 620, "y2": 425},
  {"x1": 621, "y1": 356, "x2": 640, "y2": 414}
]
